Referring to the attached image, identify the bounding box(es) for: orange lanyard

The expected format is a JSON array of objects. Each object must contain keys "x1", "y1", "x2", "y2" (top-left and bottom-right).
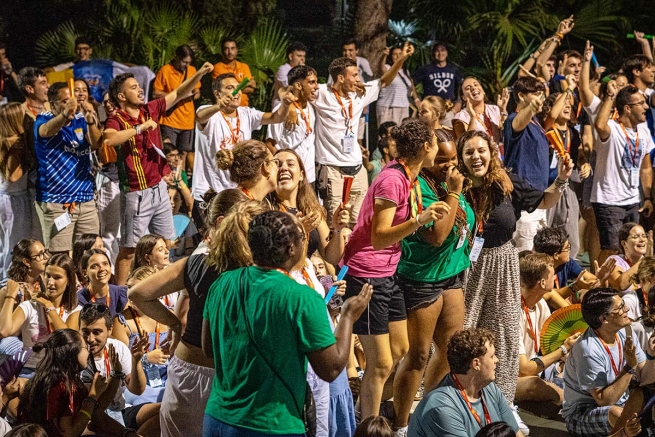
[
  {"x1": 102, "y1": 348, "x2": 111, "y2": 375},
  {"x1": 293, "y1": 102, "x2": 312, "y2": 135},
  {"x1": 554, "y1": 275, "x2": 560, "y2": 289},
  {"x1": 451, "y1": 373, "x2": 491, "y2": 429},
  {"x1": 397, "y1": 160, "x2": 423, "y2": 218},
  {"x1": 220, "y1": 111, "x2": 241, "y2": 144},
  {"x1": 521, "y1": 297, "x2": 539, "y2": 354},
  {"x1": 332, "y1": 88, "x2": 353, "y2": 133},
  {"x1": 25, "y1": 103, "x2": 42, "y2": 117},
  {"x1": 43, "y1": 306, "x2": 65, "y2": 334},
  {"x1": 273, "y1": 267, "x2": 314, "y2": 290},
  {"x1": 552, "y1": 127, "x2": 571, "y2": 154},
  {"x1": 594, "y1": 331, "x2": 622, "y2": 377},
  {"x1": 91, "y1": 291, "x2": 110, "y2": 309},
  {"x1": 475, "y1": 106, "x2": 494, "y2": 138},
  {"x1": 619, "y1": 123, "x2": 640, "y2": 167},
  {"x1": 131, "y1": 307, "x2": 161, "y2": 349},
  {"x1": 239, "y1": 186, "x2": 254, "y2": 200}
]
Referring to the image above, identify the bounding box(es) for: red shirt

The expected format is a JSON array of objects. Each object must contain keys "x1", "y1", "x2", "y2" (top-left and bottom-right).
[
  {"x1": 43, "y1": 381, "x2": 85, "y2": 437},
  {"x1": 105, "y1": 98, "x2": 170, "y2": 192}
]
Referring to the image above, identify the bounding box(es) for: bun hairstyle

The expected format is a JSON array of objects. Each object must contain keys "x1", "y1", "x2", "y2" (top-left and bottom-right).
[
  {"x1": 248, "y1": 211, "x2": 304, "y2": 267},
  {"x1": 422, "y1": 96, "x2": 453, "y2": 122},
  {"x1": 216, "y1": 140, "x2": 270, "y2": 185}
]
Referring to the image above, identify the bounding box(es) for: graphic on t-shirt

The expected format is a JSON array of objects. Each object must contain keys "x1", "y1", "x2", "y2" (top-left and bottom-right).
[
  {"x1": 429, "y1": 72, "x2": 455, "y2": 94},
  {"x1": 621, "y1": 138, "x2": 641, "y2": 171},
  {"x1": 219, "y1": 132, "x2": 242, "y2": 150}
]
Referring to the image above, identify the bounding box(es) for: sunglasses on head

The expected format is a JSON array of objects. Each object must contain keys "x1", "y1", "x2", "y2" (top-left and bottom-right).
[{"x1": 81, "y1": 303, "x2": 109, "y2": 314}]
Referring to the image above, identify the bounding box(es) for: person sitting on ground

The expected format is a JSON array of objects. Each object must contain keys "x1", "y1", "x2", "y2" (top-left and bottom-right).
[
  {"x1": 562, "y1": 287, "x2": 655, "y2": 437},
  {"x1": 515, "y1": 252, "x2": 580, "y2": 406},
  {"x1": 77, "y1": 249, "x2": 127, "y2": 319},
  {"x1": 354, "y1": 416, "x2": 393, "y2": 437},
  {"x1": 71, "y1": 234, "x2": 104, "y2": 287},
  {"x1": 408, "y1": 328, "x2": 523, "y2": 437}
]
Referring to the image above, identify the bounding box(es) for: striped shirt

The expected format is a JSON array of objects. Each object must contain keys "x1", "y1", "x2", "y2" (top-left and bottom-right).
[{"x1": 34, "y1": 112, "x2": 94, "y2": 203}]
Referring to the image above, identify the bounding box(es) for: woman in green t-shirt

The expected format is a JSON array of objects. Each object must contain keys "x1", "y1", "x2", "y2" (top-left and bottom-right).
[{"x1": 393, "y1": 129, "x2": 475, "y2": 433}]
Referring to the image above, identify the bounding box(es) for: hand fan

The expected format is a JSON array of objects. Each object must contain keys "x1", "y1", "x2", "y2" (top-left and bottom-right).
[
  {"x1": 540, "y1": 304, "x2": 588, "y2": 355},
  {"x1": 173, "y1": 214, "x2": 191, "y2": 239},
  {"x1": 0, "y1": 349, "x2": 33, "y2": 388}
]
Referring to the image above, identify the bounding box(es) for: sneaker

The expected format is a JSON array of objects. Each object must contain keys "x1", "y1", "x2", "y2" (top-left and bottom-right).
[
  {"x1": 393, "y1": 426, "x2": 408, "y2": 437},
  {"x1": 511, "y1": 404, "x2": 530, "y2": 436}
]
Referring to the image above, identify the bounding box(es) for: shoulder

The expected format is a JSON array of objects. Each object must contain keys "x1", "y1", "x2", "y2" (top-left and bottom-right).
[{"x1": 107, "y1": 337, "x2": 130, "y2": 354}]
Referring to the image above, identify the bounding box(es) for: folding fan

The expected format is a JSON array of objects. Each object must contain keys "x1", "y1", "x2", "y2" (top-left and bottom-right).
[
  {"x1": 173, "y1": 215, "x2": 191, "y2": 239},
  {"x1": 540, "y1": 304, "x2": 588, "y2": 355},
  {"x1": 0, "y1": 349, "x2": 33, "y2": 388}
]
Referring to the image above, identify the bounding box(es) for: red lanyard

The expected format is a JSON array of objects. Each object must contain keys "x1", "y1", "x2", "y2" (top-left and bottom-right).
[
  {"x1": 91, "y1": 291, "x2": 110, "y2": 309},
  {"x1": 451, "y1": 373, "x2": 491, "y2": 429},
  {"x1": 619, "y1": 123, "x2": 640, "y2": 167},
  {"x1": 530, "y1": 118, "x2": 546, "y2": 136},
  {"x1": 239, "y1": 186, "x2": 254, "y2": 200},
  {"x1": 521, "y1": 297, "x2": 539, "y2": 354},
  {"x1": 397, "y1": 160, "x2": 423, "y2": 218},
  {"x1": 554, "y1": 275, "x2": 560, "y2": 289},
  {"x1": 293, "y1": 102, "x2": 312, "y2": 135},
  {"x1": 43, "y1": 306, "x2": 65, "y2": 334},
  {"x1": 332, "y1": 88, "x2": 353, "y2": 133},
  {"x1": 131, "y1": 307, "x2": 161, "y2": 349},
  {"x1": 475, "y1": 106, "x2": 494, "y2": 138},
  {"x1": 220, "y1": 111, "x2": 241, "y2": 145},
  {"x1": 102, "y1": 347, "x2": 111, "y2": 375},
  {"x1": 594, "y1": 331, "x2": 622, "y2": 377}
]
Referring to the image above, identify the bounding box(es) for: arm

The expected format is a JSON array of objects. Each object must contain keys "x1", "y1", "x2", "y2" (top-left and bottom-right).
[
  {"x1": 543, "y1": 85, "x2": 572, "y2": 131},
  {"x1": 580, "y1": 41, "x2": 596, "y2": 108},
  {"x1": 361, "y1": 146, "x2": 374, "y2": 172},
  {"x1": 261, "y1": 87, "x2": 296, "y2": 125},
  {"x1": 519, "y1": 333, "x2": 579, "y2": 376},
  {"x1": 102, "y1": 118, "x2": 157, "y2": 148},
  {"x1": 124, "y1": 337, "x2": 148, "y2": 396},
  {"x1": 152, "y1": 89, "x2": 166, "y2": 99},
  {"x1": 164, "y1": 62, "x2": 213, "y2": 111},
  {"x1": 0, "y1": 281, "x2": 25, "y2": 337},
  {"x1": 609, "y1": 261, "x2": 640, "y2": 291},
  {"x1": 380, "y1": 41, "x2": 414, "y2": 88},
  {"x1": 594, "y1": 82, "x2": 617, "y2": 142},
  {"x1": 317, "y1": 208, "x2": 348, "y2": 266},
  {"x1": 307, "y1": 284, "x2": 372, "y2": 382},
  {"x1": 538, "y1": 154, "x2": 573, "y2": 209},
  {"x1": 4, "y1": 148, "x2": 24, "y2": 183},
  {"x1": 195, "y1": 104, "x2": 223, "y2": 128},
  {"x1": 421, "y1": 168, "x2": 465, "y2": 247},
  {"x1": 111, "y1": 316, "x2": 130, "y2": 346},
  {"x1": 174, "y1": 289, "x2": 190, "y2": 335},
  {"x1": 38, "y1": 102, "x2": 76, "y2": 138},
  {"x1": 590, "y1": 370, "x2": 633, "y2": 406},
  {"x1": 635, "y1": 32, "x2": 653, "y2": 63},
  {"x1": 81, "y1": 102, "x2": 102, "y2": 150},
  {"x1": 640, "y1": 152, "x2": 653, "y2": 216},
  {"x1": 512, "y1": 97, "x2": 542, "y2": 133}
]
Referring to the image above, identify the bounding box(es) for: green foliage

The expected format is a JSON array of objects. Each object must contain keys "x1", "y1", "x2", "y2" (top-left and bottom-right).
[
  {"x1": 34, "y1": 21, "x2": 79, "y2": 67},
  {"x1": 141, "y1": 4, "x2": 199, "y2": 70},
  {"x1": 387, "y1": 20, "x2": 430, "y2": 71}
]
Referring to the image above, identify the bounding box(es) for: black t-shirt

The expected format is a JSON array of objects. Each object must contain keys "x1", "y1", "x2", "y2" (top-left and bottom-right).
[
  {"x1": 467, "y1": 172, "x2": 544, "y2": 248},
  {"x1": 548, "y1": 126, "x2": 581, "y2": 184},
  {"x1": 182, "y1": 253, "x2": 219, "y2": 348}
]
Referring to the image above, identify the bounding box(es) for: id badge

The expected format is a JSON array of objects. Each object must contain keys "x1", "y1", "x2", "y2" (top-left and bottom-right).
[
  {"x1": 550, "y1": 152, "x2": 558, "y2": 169},
  {"x1": 342, "y1": 136, "x2": 355, "y2": 154},
  {"x1": 630, "y1": 168, "x2": 639, "y2": 189},
  {"x1": 54, "y1": 212, "x2": 72, "y2": 231},
  {"x1": 456, "y1": 224, "x2": 469, "y2": 250},
  {"x1": 469, "y1": 237, "x2": 485, "y2": 262}
]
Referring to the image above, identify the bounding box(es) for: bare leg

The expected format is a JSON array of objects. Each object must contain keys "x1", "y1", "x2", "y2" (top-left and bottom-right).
[
  {"x1": 135, "y1": 403, "x2": 162, "y2": 437},
  {"x1": 359, "y1": 334, "x2": 393, "y2": 419},
  {"x1": 611, "y1": 388, "x2": 643, "y2": 433},
  {"x1": 115, "y1": 247, "x2": 135, "y2": 285},
  {"x1": 514, "y1": 376, "x2": 562, "y2": 404}
]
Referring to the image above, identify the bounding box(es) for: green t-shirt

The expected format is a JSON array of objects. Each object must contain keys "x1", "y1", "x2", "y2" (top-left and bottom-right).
[
  {"x1": 203, "y1": 266, "x2": 336, "y2": 434},
  {"x1": 398, "y1": 177, "x2": 475, "y2": 283}
]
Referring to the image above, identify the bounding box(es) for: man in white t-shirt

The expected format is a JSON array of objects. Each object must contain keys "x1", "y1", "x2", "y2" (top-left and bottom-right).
[
  {"x1": 268, "y1": 65, "x2": 318, "y2": 184},
  {"x1": 593, "y1": 84, "x2": 654, "y2": 264},
  {"x1": 271, "y1": 42, "x2": 307, "y2": 109},
  {"x1": 516, "y1": 252, "x2": 580, "y2": 406},
  {"x1": 192, "y1": 73, "x2": 296, "y2": 200},
  {"x1": 80, "y1": 304, "x2": 148, "y2": 426},
  {"x1": 314, "y1": 41, "x2": 415, "y2": 226}
]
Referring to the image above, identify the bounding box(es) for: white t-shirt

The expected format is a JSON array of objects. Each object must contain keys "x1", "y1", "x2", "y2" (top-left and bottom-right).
[
  {"x1": 453, "y1": 104, "x2": 503, "y2": 144},
  {"x1": 192, "y1": 106, "x2": 264, "y2": 200},
  {"x1": 608, "y1": 254, "x2": 642, "y2": 320},
  {"x1": 518, "y1": 298, "x2": 551, "y2": 359},
  {"x1": 271, "y1": 63, "x2": 293, "y2": 108},
  {"x1": 312, "y1": 80, "x2": 381, "y2": 166},
  {"x1": 94, "y1": 338, "x2": 132, "y2": 411},
  {"x1": 19, "y1": 301, "x2": 82, "y2": 368},
  {"x1": 268, "y1": 103, "x2": 316, "y2": 183},
  {"x1": 591, "y1": 119, "x2": 654, "y2": 205}
]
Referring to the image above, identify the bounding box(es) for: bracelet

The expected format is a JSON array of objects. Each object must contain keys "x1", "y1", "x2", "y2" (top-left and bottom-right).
[
  {"x1": 82, "y1": 396, "x2": 100, "y2": 410},
  {"x1": 45, "y1": 306, "x2": 56, "y2": 313},
  {"x1": 532, "y1": 357, "x2": 545, "y2": 371},
  {"x1": 555, "y1": 32, "x2": 564, "y2": 40},
  {"x1": 554, "y1": 178, "x2": 569, "y2": 193},
  {"x1": 560, "y1": 345, "x2": 569, "y2": 356},
  {"x1": 4, "y1": 296, "x2": 18, "y2": 301},
  {"x1": 500, "y1": 111, "x2": 508, "y2": 117},
  {"x1": 447, "y1": 192, "x2": 460, "y2": 201},
  {"x1": 606, "y1": 94, "x2": 616, "y2": 100},
  {"x1": 623, "y1": 363, "x2": 636, "y2": 375},
  {"x1": 134, "y1": 125, "x2": 141, "y2": 135},
  {"x1": 79, "y1": 409, "x2": 92, "y2": 420},
  {"x1": 110, "y1": 371, "x2": 126, "y2": 380},
  {"x1": 646, "y1": 351, "x2": 655, "y2": 360},
  {"x1": 415, "y1": 215, "x2": 422, "y2": 226}
]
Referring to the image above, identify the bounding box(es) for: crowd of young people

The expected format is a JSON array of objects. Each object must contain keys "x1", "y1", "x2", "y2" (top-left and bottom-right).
[{"x1": 3, "y1": 12, "x2": 655, "y2": 437}]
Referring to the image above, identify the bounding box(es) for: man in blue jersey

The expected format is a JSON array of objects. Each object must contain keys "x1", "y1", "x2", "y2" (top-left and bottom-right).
[{"x1": 34, "y1": 81, "x2": 102, "y2": 254}]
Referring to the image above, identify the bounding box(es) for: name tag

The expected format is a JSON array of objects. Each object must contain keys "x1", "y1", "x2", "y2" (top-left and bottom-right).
[
  {"x1": 342, "y1": 136, "x2": 355, "y2": 154},
  {"x1": 469, "y1": 237, "x2": 484, "y2": 262},
  {"x1": 630, "y1": 168, "x2": 639, "y2": 189},
  {"x1": 54, "y1": 212, "x2": 72, "y2": 231}
]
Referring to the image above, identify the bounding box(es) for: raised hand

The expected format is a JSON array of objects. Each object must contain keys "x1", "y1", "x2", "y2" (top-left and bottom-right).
[
  {"x1": 108, "y1": 343, "x2": 122, "y2": 373},
  {"x1": 130, "y1": 334, "x2": 151, "y2": 361},
  {"x1": 278, "y1": 86, "x2": 297, "y2": 106},
  {"x1": 634, "y1": 31, "x2": 648, "y2": 45},
  {"x1": 88, "y1": 371, "x2": 110, "y2": 398},
  {"x1": 402, "y1": 41, "x2": 415, "y2": 58},
  {"x1": 557, "y1": 15, "x2": 575, "y2": 36},
  {"x1": 625, "y1": 335, "x2": 638, "y2": 368},
  {"x1": 557, "y1": 153, "x2": 574, "y2": 180},
  {"x1": 496, "y1": 88, "x2": 510, "y2": 112},
  {"x1": 584, "y1": 40, "x2": 594, "y2": 63},
  {"x1": 332, "y1": 202, "x2": 350, "y2": 231},
  {"x1": 199, "y1": 62, "x2": 214, "y2": 75},
  {"x1": 594, "y1": 258, "x2": 617, "y2": 283},
  {"x1": 63, "y1": 97, "x2": 78, "y2": 120},
  {"x1": 298, "y1": 210, "x2": 321, "y2": 234}
]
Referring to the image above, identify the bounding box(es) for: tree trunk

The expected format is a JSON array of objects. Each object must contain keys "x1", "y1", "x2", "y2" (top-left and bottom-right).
[{"x1": 353, "y1": 0, "x2": 392, "y2": 77}]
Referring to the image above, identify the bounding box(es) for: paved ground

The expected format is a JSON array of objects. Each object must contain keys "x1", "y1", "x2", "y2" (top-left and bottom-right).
[{"x1": 520, "y1": 408, "x2": 570, "y2": 437}]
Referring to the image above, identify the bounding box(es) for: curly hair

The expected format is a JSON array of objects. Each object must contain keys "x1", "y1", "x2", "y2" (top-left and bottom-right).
[
  {"x1": 248, "y1": 211, "x2": 304, "y2": 268},
  {"x1": 268, "y1": 148, "x2": 326, "y2": 220},
  {"x1": 447, "y1": 328, "x2": 496, "y2": 374},
  {"x1": 207, "y1": 201, "x2": 265, "y2": 273},
  {"x1": 46, "y1": 254, "x2": 78, "y2": 312},
  {"x1": 216, "y1": 140, "x2": 270, "y2": 186},
  {"x1": 391, "y1": 118, "x2": 434, "y2": 161},
  {"x1": 7, "y1": 238, "x2": 39, "y2": 281},
  {"x1": 456, "y1": 130, "x2": 513, "y2": 223},
  {"x1": 519, "y1": 252, "x2": 553, "y2": 288},
  {"x1": 533, "y1": 226, "x2": 569, "y2": 256}
]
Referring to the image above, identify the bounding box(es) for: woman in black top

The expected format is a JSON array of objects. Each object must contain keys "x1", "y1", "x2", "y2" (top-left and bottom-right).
[
  {"x1": 128, "y1": 195, "x2": 265, "y2": 437},
  {"x1": 458, "y1": 130, "x2": 572, "y2": 404}
]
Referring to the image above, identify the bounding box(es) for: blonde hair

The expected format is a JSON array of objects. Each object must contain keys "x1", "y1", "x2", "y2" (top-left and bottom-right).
[
  {"x1": 0, "y1": 102, "x2": 28, "y2": 179},
  {"x1": 127, "y1": 265, "x2": 157, "y2": 284},
  {"x1": 207, "y1": 200, "x2": 266, "y2": 273},
  {"x1": 423, "y1": 96, "x2": 453, "y2": 122}
]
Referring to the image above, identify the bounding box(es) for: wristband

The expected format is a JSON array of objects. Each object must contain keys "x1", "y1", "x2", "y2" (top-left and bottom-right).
[
  {"x1": 646, "y1": 351, "x2": 655, "y2": 360},
  {"x1": 447, "y1": 192, "x2": 460, "y2": 201},
  {"x1": 531, "y1": 357, "x2": 545, "y2": 371},
  {"x1": 110, "y1": 371, "x2": 126, "y2": 380},
  {"x1": 134, "y1": 125, "x2": 141, "y2": 135},
  {"x1": 45, "y1": 306, "x2": 56, "y2": 313},
  {"x1": 560, "y1": 345, "x2": 569, "y2": 356},
  {"x1": 623, "y1": 363, "x2": 636, "y2": 375},
  {"x1": 79, "y1": 409, "x2": 92, "y2": 420}
]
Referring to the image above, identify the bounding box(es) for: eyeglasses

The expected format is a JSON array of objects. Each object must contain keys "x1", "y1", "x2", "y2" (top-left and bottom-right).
[
  {"x1": 559, "y1": 244, "x2": 571, "y2": 253},
  {"x1": 627, "y1": 100, "x2": 647, "y2": 107},
  {"x1": 608, "y1": 302, "x2": 628, "y2": 316},
  {"x1": 82, "y1": 303, "x2": 109, "y2": 314},
  {"x1": 629, "y1": 233, "x2": 648, "y2": 240},
  {"x1": 29, "y1": 250, "x2": 50, "y2": 261}
]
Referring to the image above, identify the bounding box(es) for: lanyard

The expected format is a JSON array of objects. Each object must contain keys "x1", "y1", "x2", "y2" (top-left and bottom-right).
[
  {"x1": 451, "y1": 373, "x2": 491, "y2": 429},
  {"x1": 530, "y1": 117, "x2": 546, "y2": 136},
  {"x1": 131, "y1": 307, "x2": 161, "y2": 349},
  {"x1": 90, "y1": 291, "x2": 110, "y2": 309},
  {"x1": 43, "y1": 306, "x2": 65, "y2": 334},
  {"x1": 239, "y1": 186, "x2": 254, "y2": 200},
  {"x1": 475, "y1": 106, "x2": 494, "y2": 138},
  {"x1": 293, "y1": 102, "x2": 312, "y2": 136},
  {"x1": 553, "y1": 127, "x2": 571, "y2": 154},
  {"x1": 273, "y1": 267, "x2": 315, "y2": 290},
  {"x1": 332, "y1": 88, "x2": 353, "y2": 134},
  {"x1": 397, "y1": 160, "x2": 423, "y2": 218},
  {"x1": 520, "y1": 297, "x2": 539, "y2": 354},
  {"x1": 619, "y1": 123, "x2": 640, "y2": 167},
  {"x1": 102, "y1": 347, "x2": 111, "y2": 375},
  {"x1": 468, "y1": 189, "x2": 484, "y2": 234},
  {"x1": 594, "y1": 331, "x2": 622, "y2": 377},
  {"x1": 220, "y1": 111, "x2": 241, "y2": 145}
]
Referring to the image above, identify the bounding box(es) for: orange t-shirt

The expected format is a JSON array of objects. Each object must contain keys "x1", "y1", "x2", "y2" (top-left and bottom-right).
[
  {"x1": 153, "y1": 64, "x2": 200, "y2": 130},
  {"x1": 211, "y1": 60, "x2": 253, "y2": 107}
]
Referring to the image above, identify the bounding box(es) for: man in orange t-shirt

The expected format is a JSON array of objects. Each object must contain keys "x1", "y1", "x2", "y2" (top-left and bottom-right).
[
  {"x1": 153, "y1": 44, "x2": 201, "y2": 171},
  {"x1": 211, "y1": 38, "x2": 255, "y2": 107}
]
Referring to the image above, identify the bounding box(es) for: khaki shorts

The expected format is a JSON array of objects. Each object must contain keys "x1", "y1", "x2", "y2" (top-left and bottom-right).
[{"x1": 36, "y1": 199, "x2": 99, "y2": 252}]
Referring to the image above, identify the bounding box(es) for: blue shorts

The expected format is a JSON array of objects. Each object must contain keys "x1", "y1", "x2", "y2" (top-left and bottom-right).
[
  {"x1": 564, "y1": 404, "x2": 613, "y2": 437},
  {"x1": 202, "y1": 415, "x2": 304, "y2": 437}
]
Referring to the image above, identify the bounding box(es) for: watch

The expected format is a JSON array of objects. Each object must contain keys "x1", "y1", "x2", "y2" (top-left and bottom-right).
[{"x1": 134, "y1": 124, "x2": 141, "y2": 135}]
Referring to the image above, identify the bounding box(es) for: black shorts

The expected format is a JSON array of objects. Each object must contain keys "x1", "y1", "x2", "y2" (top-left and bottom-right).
[
  {"x1": 344, "y1": 274, "x2": 406, "y2": 335},
  {"x1": 399, "y1": 272, "x2": 465, "y2": 311},
  {"x1": 160, "y1": 125, "x2": 194, "y2": 153},
  {"x1": 592, "y1": 202, "x2": 640, "y2": 250},
  {"x1": 122, "y1": 403, "x2": 147, "y2": 429}
]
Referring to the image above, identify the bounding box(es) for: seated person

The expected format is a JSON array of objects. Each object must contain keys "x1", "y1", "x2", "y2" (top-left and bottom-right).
[
  {"x1": 562, "y1": 288, "x2": 655, "y2": 437},
  {"x1": 408, "y1": 328, "x2": 524, "y2": 437},
  {"x1": 533, "y1": 227, "x2": 615, "y2": 308},
  {"x1": 515, "y1": 252, "x2": 580, "y2": 405}
]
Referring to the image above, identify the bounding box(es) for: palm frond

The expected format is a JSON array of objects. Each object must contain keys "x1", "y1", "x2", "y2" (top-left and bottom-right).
[{"x1": 34, "y1": 21, "x2": 79, "y2": 67}]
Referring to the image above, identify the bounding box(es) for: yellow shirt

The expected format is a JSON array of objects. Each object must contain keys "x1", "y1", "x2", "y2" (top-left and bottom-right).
[
  {"x1": 212, "y1": 60, "x2": 253, "y2": 107},
  {"x1": 153, "y1": 64, "x2": 200, "y2": 130}
]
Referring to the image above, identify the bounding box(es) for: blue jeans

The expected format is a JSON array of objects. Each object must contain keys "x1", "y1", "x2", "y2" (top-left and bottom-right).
[{"x1": 202, "y1": 415, "x2": 304, "y2": 437}]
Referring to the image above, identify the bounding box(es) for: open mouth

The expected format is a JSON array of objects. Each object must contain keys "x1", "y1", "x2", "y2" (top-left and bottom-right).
[
  {"x1": 471, "y1": 161, "x2": 484, "y2": 172},
  {"x1": 96, "y1": 270, "x2": 109, "y2": 281},
  {"x1": 278, "y1": 171, "x2": 292, "y2": 183}
]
